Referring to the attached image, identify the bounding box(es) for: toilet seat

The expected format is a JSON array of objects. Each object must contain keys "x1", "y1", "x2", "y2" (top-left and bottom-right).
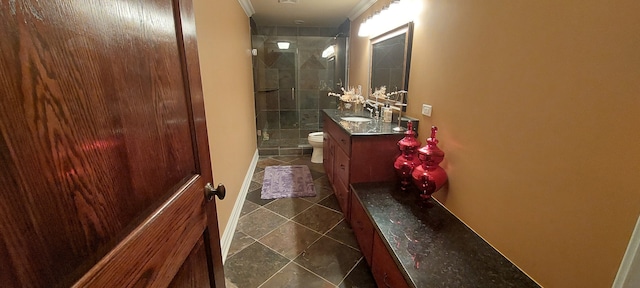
[{"x1": 308, "y1": 132, "x2": 323, "y2": 142}]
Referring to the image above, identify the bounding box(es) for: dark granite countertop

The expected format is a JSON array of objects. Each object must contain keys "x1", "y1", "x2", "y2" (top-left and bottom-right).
[
  {"x1": 351, "y1": 182, "x2": 540, "y2": 288},
  {"x1": 322, "y1": 109, "x2": 416, "y2": 136}
]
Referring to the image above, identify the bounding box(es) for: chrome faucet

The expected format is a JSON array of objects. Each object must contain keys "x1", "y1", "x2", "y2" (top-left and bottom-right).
[{"x1": 366, "y1": 107, "x2": 374, "y2": 118}]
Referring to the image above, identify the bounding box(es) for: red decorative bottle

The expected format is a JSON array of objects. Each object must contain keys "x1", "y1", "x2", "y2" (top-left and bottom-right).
[
  {"x1": 411, "y1": 126, "x2": 447, "y2": 199},
  {"x1": 394, "y1": 121, "x2": 421, "y2": 191}
]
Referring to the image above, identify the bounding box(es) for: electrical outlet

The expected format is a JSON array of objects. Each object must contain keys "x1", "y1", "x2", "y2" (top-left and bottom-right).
[{"x1": 422, "y1": 104, "x2": 432, "y2": 117}]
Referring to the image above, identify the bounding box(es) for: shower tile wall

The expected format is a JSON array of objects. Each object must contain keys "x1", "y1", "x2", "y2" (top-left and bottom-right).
[{"x1": 253, "y1": 26, "x2": 340, "y2": 156}]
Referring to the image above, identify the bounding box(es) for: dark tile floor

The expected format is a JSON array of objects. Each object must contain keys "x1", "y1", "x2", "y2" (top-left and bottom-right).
[{"x1": 224, "y1": 156, "x2": 377, "y2": 288}]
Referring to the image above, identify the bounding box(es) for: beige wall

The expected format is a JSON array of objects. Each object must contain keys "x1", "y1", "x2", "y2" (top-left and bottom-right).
[
  {"x1": 193, "y1": 0, "x2": 256, "y2": 235},
  {"x1": 351, "y1": 0, "x2": 640, "y2": 287}
]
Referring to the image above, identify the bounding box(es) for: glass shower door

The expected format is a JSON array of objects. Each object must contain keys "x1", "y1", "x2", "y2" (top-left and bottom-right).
[{"x1": 253, "y1": 32, "x2": 342, "y2": 156}]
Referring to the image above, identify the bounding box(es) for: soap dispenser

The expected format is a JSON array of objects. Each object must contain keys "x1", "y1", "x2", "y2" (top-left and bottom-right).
[{"x1": 383, "y1": 104, "x2": 393, "y2": 123}]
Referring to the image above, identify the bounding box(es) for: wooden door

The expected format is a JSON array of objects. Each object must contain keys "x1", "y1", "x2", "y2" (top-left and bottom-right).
[{"x1": 0, "y1": 0, "x2": 225, "y2": 287}]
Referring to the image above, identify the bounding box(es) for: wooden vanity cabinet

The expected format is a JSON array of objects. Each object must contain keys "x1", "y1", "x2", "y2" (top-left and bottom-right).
[{"x1": 322, "y1": 114, "x2": 402, "y2": 223}]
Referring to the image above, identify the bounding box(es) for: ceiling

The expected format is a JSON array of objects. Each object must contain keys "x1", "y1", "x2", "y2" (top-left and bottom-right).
[{"x1": 244, "y1": 0, "x2": 376, "y2": 27}]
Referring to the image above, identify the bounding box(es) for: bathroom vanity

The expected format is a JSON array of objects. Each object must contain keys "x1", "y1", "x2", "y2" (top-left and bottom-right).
[
  {"x1": 351, "y1": 182, "x2": 541, "y2": 288},
  {"x1": 322, "y1": 109, "x2": 406, "y2": 221}
]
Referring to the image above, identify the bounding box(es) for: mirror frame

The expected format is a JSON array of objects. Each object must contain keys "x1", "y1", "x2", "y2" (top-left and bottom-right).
[{"x1": 369, "y1": 22, "x2": 414, "y2": 108}]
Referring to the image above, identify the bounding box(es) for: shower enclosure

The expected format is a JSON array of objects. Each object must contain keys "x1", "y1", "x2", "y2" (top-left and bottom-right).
[{"x1": 252, "y1": 24, "x2": 348, "y2": 156}]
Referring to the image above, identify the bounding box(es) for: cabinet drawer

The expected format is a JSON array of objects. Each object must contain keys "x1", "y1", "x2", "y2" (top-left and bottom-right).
[
  {"x1": 372, "y1": 233, "x2": 409, "y2": 288},
  {"x1": 334, "y1": 177, "x2": 350, "y2": 221},
  {"x1": 324, "y1": 117, "x2": 351, "y2": 156},
  {"x1": 350, "y1": 192, "x2": 374, "y2": 265},
  {"x1": 334, "y1": 146, "x2": 350, "y2": 186}
]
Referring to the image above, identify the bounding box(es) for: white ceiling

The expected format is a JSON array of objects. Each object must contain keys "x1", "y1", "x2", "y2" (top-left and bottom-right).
[{"x1": 246, "y1": 0, "x2": 376, "y2": 27}]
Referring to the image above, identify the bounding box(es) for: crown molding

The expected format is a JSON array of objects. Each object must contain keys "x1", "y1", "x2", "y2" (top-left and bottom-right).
[
  {"x1": 348, "y1": 0, "x2": 377, "y2": 21},
  {"x1": 237, "y1": 0, "x2": 255, "y2": 17}
]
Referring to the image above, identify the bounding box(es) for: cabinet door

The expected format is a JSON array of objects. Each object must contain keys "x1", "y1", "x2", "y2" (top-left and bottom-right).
[
  {"x1": 324, "y1": 116, "x2": 351, "y2": 156},
  {"x1": 350, "y1": 192, "x2": 374, "y2": 265},
  {"x1": 350, "y1": 136, "x2": 403, "y2": 183},
  {"x1": 334, "y1": 177, "x2": 351, "y2": 221},
  {"x1": 334, "y1": 146, "x2": 350, "y2": 187},
  {"x1": 372, "y1": 232, "x2": 409, "y2": 288},
  {"x1": 323, "y1": 132, "x2": 334, "y2": 184}
]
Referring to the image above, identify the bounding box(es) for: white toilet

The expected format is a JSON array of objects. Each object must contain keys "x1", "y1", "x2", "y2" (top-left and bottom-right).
[{"x1": 308, "y1": 132, "x2": 324, "y2": 163}]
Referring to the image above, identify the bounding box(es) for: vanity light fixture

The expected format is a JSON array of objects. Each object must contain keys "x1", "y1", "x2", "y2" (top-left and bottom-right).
[
  {"x1": 321, "y1": 45, "x2": 335, "y2": 58},
  {"x1": 277, "y1": 41, "x2": 290, "y2": 49},
  {"x1": 357, "y1": 15, "x2": 372, "y2": 37},
  {"x1": 358, "y1": 0, "x2": 420, "y2": 38}
]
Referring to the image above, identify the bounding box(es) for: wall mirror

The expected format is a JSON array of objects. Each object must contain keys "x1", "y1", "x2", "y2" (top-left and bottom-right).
[{"x1": 369, "y1": 22, "x2": 414, "y2": 108}]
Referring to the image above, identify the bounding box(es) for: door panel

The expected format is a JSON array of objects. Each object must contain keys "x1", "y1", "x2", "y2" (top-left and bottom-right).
[
  {"x1": 0, "y1": 0, "x2": 223, "y2": 287},
  {"x1": 170, "y1": 238, "x2": 211, "y2": 288},
  {"x1": 73, "y1": 176, "x2": 206, "y2": 286}
]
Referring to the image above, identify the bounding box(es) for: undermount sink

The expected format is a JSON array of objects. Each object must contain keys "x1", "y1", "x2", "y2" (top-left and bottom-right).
[{"x1": 341, "y1": 116, "x2": 372, "y2": 123}]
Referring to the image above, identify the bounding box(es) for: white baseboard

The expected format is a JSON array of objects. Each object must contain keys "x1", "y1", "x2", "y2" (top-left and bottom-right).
[
  {"x1": 220, "y1": 149, "x2": 259, "y2": 263},
  {"x1": 613, "y1": 214, "x2": 640, "y2": 287}
]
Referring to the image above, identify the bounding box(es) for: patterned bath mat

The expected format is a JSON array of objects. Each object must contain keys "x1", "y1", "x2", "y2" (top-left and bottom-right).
[{"x1": 261, "y1": 165, "x2": 316, "y2": 199}]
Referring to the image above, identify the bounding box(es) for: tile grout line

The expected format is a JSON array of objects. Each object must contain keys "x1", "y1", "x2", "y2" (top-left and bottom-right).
[
  {"x1": 225, "y1": 233, "x2": 259, "y2": 260},
  {"x1": 336, "y1": 256, "x2": 367, "y2": 287},
  {"x1": 290, "y1": 261, "x2": 341, "y2": 287},
  {"x1": 263, "y1": 196, "x2": 317, "y2": 219},
  {"x1": 232, "y1": 208, "x2": 290, "y2": 258},
  {"x1": 319, "y1": 217, "x2": 363, "y2": 259},
  {"x1": 323, "y1": 228, "x2": 362, "y2": 251},
  {"x1": 255, "y1": 259, "x2": 294, "y2": 288},
  {"x1": 260, "y1": 189, "x2": 335, "y2": 222}
]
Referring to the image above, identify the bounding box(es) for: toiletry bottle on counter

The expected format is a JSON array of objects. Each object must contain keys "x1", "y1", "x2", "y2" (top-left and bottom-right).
[{"x1": 383, "y1": 105, "x2": 393, "y2": 123}]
